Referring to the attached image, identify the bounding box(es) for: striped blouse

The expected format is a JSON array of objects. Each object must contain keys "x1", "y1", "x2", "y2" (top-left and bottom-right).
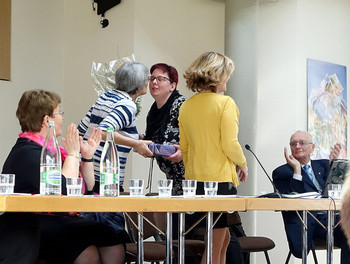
[{"x1": 78, "y1": 89, "x2": 138, "y2": 186}]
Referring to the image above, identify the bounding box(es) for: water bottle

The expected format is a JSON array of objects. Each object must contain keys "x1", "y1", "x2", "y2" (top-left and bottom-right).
[
  {"x1": 40, "y1": 120, "x2": 62, "y2": 195},
  {"x1": 100, "y1": 127, "x2": 119, "y2": 196}
]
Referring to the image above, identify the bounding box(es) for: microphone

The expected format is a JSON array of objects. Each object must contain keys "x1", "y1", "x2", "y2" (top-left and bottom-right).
[{"x1": 245, "y1": 144, "x2": 282, "y2": 198}]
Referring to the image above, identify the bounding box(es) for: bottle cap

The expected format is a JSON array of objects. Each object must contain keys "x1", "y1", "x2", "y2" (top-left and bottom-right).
[{"x1": 107, "y1": 127, "x2": 113, "y2": 131}]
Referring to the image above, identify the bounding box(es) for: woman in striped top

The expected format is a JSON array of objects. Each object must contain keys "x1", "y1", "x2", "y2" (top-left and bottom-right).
[{"x1": 78, "y1": 61, "x2": 153, "y2": 192}]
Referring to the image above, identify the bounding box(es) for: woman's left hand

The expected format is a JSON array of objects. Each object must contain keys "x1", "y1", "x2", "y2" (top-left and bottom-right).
[
  {"x1": 80, "y1": 127, "x2": 102, "y2": 159},
  {"x1": 163, "y1": 144, "x2": 182, "y2": 163},
  {"x1": 237, "y1": 166, "x2": 248, "y2": 183}
]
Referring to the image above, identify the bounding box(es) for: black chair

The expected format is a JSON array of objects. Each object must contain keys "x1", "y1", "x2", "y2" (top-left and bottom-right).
[
  {"x1": 238, "y1": 236, "x2": 275, "y2": 264},
  {"x1": 188, "y1": 224, "x2": 276, "y2": 264}
]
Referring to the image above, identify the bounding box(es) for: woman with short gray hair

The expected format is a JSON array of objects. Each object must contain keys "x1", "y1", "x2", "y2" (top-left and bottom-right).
[{"x1": 78, "y1": 61, "x2": 151, "y2": 192}]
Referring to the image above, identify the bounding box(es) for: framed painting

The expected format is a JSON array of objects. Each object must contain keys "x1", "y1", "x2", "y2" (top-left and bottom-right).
[{"x1": 307, "y1": 58, "x2": 347, "y2": 159}]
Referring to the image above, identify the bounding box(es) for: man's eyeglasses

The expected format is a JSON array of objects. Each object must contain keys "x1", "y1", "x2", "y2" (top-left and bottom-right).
[
  {"x1": 147, "y1": 76, "x2": 171, "y2": 83},
  {"x1": 53, "y1": 111, "x2": 64, "y2": 117},
  {"x1": 289, "y1": 140, "x2": 312, "y2": 147}
]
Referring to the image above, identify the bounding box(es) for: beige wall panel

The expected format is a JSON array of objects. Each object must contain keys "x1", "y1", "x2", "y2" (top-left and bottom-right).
[{"x1": 0, "y1": 0, "x2": 11, "y2": 80}]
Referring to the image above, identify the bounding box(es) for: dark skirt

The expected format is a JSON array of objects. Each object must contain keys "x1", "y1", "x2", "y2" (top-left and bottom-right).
[
  {"x1": 36, "y1": 214, "x2": 129, "y2": 264},
  {"x1": 0, "y1": 213, "x2": 40, "y2": 264}
]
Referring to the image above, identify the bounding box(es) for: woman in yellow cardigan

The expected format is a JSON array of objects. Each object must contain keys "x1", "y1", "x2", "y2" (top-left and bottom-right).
[{"x1": 179, "y1": 51, "x2": 248, "y2": 264}]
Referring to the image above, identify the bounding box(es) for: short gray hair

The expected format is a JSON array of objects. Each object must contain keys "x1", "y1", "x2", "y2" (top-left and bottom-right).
[
  {"x1": 290, "y1": 130, "x2": 313, "y2": 143},
  {"x1": 115, "y1": 61, "x2": 148, "y2": 94}
]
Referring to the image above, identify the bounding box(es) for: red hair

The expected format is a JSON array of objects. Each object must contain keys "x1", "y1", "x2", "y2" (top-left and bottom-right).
[{"x1": 150, "y1": 63, "x2": 178, "y2": 88}]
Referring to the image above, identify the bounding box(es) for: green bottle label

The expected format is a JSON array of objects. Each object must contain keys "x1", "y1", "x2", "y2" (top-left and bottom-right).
[
  {"x1": 41, "y1": 169, "x2": 61, "y2": 185},
  {"x1": 100, "y1": 172, "x2": 118, "y2": 184}
]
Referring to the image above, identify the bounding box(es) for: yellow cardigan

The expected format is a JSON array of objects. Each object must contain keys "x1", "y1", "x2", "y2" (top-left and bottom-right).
[{"x1": 178, "y1": 93, "x2": 246, "y2": 186}]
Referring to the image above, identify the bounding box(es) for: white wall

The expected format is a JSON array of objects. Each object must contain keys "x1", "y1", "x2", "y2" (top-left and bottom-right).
[
  {"x1": 0, "y1": 0, "x2": 225, "y2": 186},
  {"x1": 61, "y1": 0, "x2": 225, "y2": 191},
  {"x1": 0, "y1": 0, "x2": 64, "y2": 167},
  {"x1": 226, "y1": 0, "x2": 350, "y2": 263}
]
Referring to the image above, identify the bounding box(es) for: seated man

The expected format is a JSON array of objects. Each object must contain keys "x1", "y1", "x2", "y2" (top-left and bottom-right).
[{"x1": 272, "y1": 130, "x2": 350, "y2": 263}]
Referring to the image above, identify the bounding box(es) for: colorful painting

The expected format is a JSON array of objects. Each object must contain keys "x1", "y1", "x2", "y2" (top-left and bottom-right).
[{"x1": 307, "y1": 58, "x2": 347, "y2": 159}]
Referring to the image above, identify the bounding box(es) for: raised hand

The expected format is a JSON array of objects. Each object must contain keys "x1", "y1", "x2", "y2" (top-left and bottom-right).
[
  {"x1": 329, "y1": 143, "x2": 341, "y2": 164},
  {"x1": 80, "y1": 127, "x2": 102, "y2": 159},
  {"x1": 61, "y1": 123, "x2": 80, "y2": 178},
  {"x1": 61, "y1": 123, "x2": 80, "y2": 157},
  {"x1": 284, "y1": 147, "x2": 301, "y2": 174}
]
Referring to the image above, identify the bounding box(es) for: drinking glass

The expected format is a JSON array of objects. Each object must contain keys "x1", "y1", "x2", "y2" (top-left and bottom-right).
[
  {"x1": 204, "y1": 181, "x2": 218, "y2": 197},
  {"x1": 158, "y1": 179, "x2": 173, "y2": 197},
  {"x1": 0, "y1": 174, "x2": 15, "y2": 194},
  {"x1": 66, "y1": 178, "x2": 83, "y2": 196},
  {"x1": 182, "y1": 180, "x2": 197, "y2": 198},
  {"x1": 129, "y1": 179, "x2": 144, "y2": 197},
  {"x1": 328, "y1": 184, "x2": 342, "y2": 199}
]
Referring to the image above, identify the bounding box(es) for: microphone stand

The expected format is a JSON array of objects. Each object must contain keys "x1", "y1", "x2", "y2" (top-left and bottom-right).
[{"x1": 245, "y1": 144, "x2": 282, "y2": 198}]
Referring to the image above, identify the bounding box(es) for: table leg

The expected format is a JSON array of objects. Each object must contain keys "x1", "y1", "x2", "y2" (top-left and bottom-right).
[
  {"x1": 166, "y1": 212, "x2": 173, "y2": 264},
  {"x1": 302, "y1": 210, "x2": 307, "y2": 264},
  {"x1": 178, "y1": 212, "x2": 185, "y2": 264},
  {"x1": 327, "y1": 211, "x2": 334, "y2": 264},
  {"x1": 205, "y1": 212, "x2": 213, "y2": 264},
  {"x1": 137, "y1": 213, "x2": 144, "y2": 264}
]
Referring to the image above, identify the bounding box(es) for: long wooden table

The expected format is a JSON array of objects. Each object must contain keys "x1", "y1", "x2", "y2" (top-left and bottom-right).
[
  {"x1": 246, "y1": 197, "x2": 341, "y2": 211},
  {"x1": 0, "y1": 195, "x2": 246, "y2": 264},
  {"x1": 0, "y1": 195, "x2": 342, "y2": 264},
  {"x1": 0, "y1": 195, "x2": 246, "y2": 212}
]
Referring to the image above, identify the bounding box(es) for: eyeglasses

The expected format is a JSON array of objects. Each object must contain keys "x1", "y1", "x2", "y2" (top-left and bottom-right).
[
  {"x1": 289, "y1": 140, "x2": 312, "y2": 147},
  {"x1": 147, "y1": 75, "x2": 171, "y2": 83},
  {"x1": 53, "y1": 111, "x2": 64, "y2": 117}
]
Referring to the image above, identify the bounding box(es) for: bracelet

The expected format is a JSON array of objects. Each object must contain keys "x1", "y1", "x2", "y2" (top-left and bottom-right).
[
  {"x1": 67, "y1": 153, "x2": 80, "y2": 160},
  {"x1": 81, "y1": 157, "x2": 94, "y2": 162}
]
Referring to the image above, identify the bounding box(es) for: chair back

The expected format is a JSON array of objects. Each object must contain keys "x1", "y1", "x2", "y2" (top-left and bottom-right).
[{"x1": 124, "y1": 211, "x2": 163, "y2": 242}]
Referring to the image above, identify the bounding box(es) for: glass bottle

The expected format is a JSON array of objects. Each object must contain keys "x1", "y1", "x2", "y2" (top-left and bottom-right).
[
  {"x1": 40, "y1": 120, "x2": 62, "y2": 195},
  {"x1": 100, "y1": 127, "x2": 119, "y2": 196}
]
